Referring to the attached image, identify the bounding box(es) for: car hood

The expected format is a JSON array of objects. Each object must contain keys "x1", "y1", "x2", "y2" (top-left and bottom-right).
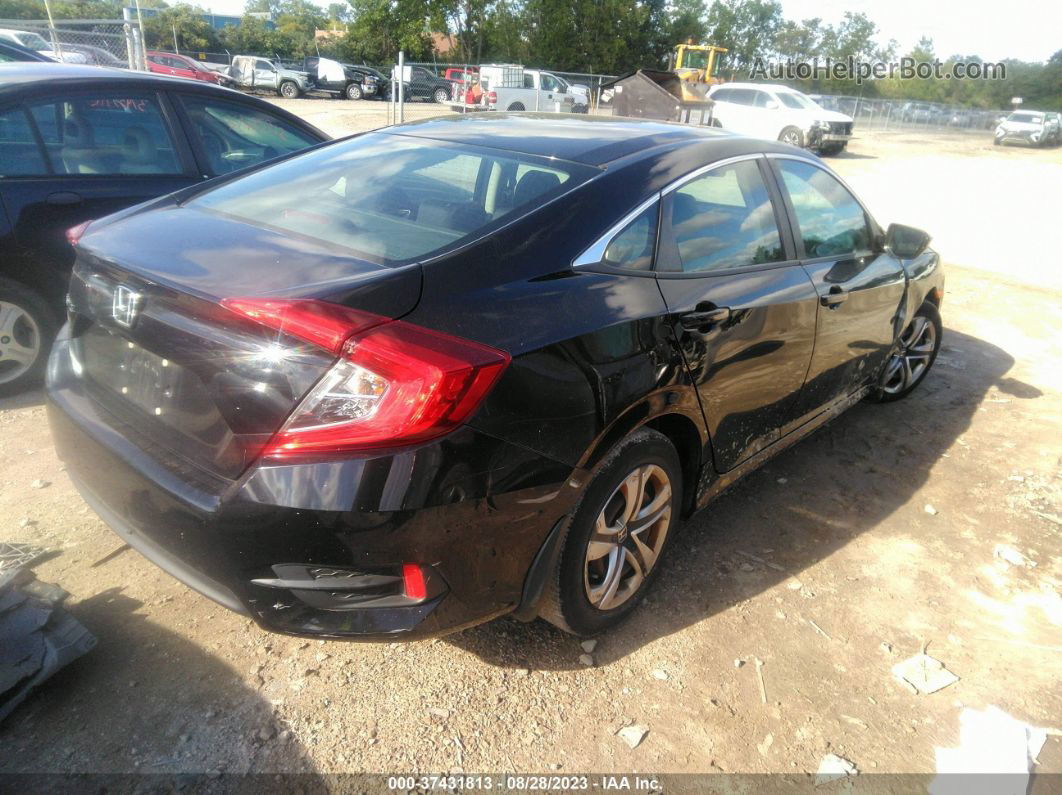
[{"x1": 803, "y1": 107, "x2": 852, "y2": 123}]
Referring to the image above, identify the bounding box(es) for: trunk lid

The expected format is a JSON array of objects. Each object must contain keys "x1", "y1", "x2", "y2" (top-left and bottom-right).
[{"x1": 66, "y1": 206, "x2": 421, "y2": 480}]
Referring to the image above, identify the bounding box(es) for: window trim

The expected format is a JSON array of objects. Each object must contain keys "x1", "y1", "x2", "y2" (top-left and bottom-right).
[{"x1": 766, "y1": 153, "x2": 882, "y2": 263}]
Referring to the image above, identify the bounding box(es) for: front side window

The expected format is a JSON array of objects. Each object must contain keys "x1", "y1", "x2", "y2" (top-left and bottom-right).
[
  {"x1": 666, "y1": 159, "x2": 784, "y2": 273},
  {"x1": 26, "y1": 94, "x2": 180, "y2": 176},
  {"x1": 179, "y1": 95, "x2": 319, "y2": 175},
  {"x1": 602, "y1": 203, "x2": 658, "y2": 271},
  {"x1": 0, "y1": 107, "x2": 47, "y2": 176},
  {"x1": 777, "y1": 160, "x2": 872, "y2": 259},
  {"x1": 193, "y1": 134, "x2": 589, "y2": 265}
]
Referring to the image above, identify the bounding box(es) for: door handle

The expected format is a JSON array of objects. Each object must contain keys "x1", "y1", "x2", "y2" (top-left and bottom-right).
[
  {"x1": 821, "y1": 286, "x2": 847, "y2": 308},
  {"x1": 46, "y1": 191, "x2": 83, "y2": 206},
  {"x1": 679, "y1": 305, "x2": 731, "y2": 330}
]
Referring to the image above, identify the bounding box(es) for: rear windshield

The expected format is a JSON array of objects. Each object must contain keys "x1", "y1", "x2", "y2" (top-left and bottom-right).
[{"x1": 192, "y1": 133, "x2": 589, "y2": 265}]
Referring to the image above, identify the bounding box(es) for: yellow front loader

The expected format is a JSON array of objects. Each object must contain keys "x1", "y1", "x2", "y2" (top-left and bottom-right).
[{"x1": 670, "y1": 41, "x2": 728, "y2": 85}]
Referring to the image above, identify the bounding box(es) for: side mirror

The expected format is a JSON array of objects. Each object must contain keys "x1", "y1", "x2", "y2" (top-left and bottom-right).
[{"x1": 885, "y1": 223, "x2": 931, "y2": 259}]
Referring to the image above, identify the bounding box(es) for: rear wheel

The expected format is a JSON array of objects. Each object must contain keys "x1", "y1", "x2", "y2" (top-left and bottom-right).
[
  {"x1": 279, "y1": 80, "x2": 299, "y2": 99},
  {"x1": 433, "y1": 87, "x2": 450, "y2": 104},
  {"x1": 539, "y1": 428, "x2": 681, "y2": 636},
  {"x1": 869, "y1": 303, "x2": 942, "y2": 402},
  {"x1": 507, "y1": 102, "x2": 526, "y2": 111},
  {"x1": 346, "y1": 82, "x2": 362, "y2": 100},
  {"x1": 779, "y1": 126, "x2": 804, "y2": 147},
  {"x1": 0, "y1": 279, "x2": 56, "y2": 397}
]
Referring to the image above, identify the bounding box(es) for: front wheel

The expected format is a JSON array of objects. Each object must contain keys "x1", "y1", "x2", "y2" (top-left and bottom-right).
[
  {"x1": 538, "y1": 428, "x2": 682, "y2": 636},
  {"x1": 869, "y1": 303, "x2": 942, "y2": 402},
  {"x1": 0, "y1": 279, "x2": 57, "y2": 397},
  {"x1": 778, "y1": 126, "x2": 804, "y2": 148},
  {"x1": 346, "y1": 82, "x2": 362, "y2": 100},
  {"x1": 433, "y1": 87, "x2": 450, "y2": 104},
  {"x1": 278, "y1": 81, "x2": 299, "y2": 99}
]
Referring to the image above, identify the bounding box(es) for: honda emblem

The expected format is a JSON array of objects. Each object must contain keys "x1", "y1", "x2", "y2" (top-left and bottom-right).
[{"x1": 112, "y1": 285, "x2": 142, "y2": 328}]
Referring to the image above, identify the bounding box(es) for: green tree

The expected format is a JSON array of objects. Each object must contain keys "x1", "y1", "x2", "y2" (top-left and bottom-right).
[
  {"x1": 142, "y1": 5, "x2": 221, "y2": 52},
  {"x1": 705, "y1": 0, "x2": 783, "y2": 77}
]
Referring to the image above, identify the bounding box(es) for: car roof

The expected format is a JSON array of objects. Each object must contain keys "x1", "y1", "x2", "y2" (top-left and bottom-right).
[
  {"x1": 384, "y1": 113, "x2": 746, "y2": 166},
  {"x1": 716, "y1": 82, "x2": 801, "y2": 93},
  {"x1": 0, "y1": 61, "x2": 230, "y2": 98}
]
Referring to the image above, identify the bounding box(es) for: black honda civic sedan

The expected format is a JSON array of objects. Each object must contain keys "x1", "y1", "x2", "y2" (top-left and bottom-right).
[{"x1": 47, "y1": 114, "x2": 943, "y2": 639}]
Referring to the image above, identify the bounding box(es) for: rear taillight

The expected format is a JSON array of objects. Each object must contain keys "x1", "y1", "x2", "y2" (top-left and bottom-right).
[
  {"x1": 66, "y1": 221, "x2": 92, "y2": 246},
  {"x1": 487, "y1": 90, "x2": 497, "y2": 106},
  {"x1": 223, "y1": 298, "x2": 510, "y2": 459}
]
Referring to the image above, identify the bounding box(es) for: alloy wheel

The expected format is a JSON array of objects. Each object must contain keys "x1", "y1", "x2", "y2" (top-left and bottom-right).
[
  {"x1": 881, "y1": 315, "x2": 937, "y2": 395},
  {"x1": 0, "y1": 300, "x2": 41, "y2": 386},
  {"x1": 781, "y1": 129, "x2": 802, "y2": 146},
  {"x1": 584, "y1": 464, "x2": 672, "y2": 611}
]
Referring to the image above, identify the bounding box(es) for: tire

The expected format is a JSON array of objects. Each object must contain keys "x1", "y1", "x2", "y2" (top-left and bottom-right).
[
  {"x1": 507, "y1": 102, "x2": 525, "y2": 112},
  {"x1": 433, "y1": 87, "x2": 450, "y2": 104},
  {"x1": 0, "y1": 279, "x2": 57, "y2": 397},
  {"x1": 345, "y1": 83, "x2": 362, "y2": 100},
  {"x1": 278, "y1": 81, "x2": 299, "y2": 99},
  {"x1": 868, "y1": 303, "x2": 942, "y2": 403},
  {"x1": 538, "y1": 428, "x2": 682, "y2": 636},
  {"x1": 778, "y1": 126, "x2": 804, "y2": 148}
]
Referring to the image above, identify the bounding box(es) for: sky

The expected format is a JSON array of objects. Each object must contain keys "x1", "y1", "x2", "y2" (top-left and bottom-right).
[
  {"x1": 777, "y1": 0, "x2": 1058, "y2": 63},
  {"x1": 197, "y1": 0, "x2": 1058, "y2": 64}
]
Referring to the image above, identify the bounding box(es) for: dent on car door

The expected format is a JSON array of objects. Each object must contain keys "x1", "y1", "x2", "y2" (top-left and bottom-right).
[
  {"x1": 654, "y1": 156, "x2": 819, "y2": 474},
  {"x1": 0, "y1": 92, "x2": 197, "y2": 304},
  {"x1": 770, "y1": 156, "x2": 906, "y2": 421}
]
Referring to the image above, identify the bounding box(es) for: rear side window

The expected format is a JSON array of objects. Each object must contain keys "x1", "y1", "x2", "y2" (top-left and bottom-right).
[
  {"x1": 777, "y1": 160, "x2": 872, "y2": 258},
  {"x1": 0, "y1": 107, "x2": 47, "y2": 176},
  {"x1": 603, "y1": 203, "x2": 658, "y2": 271},
  {"x1": 26, "y1": 94, "x2": 180, "y2": 176},
  {"x1": 665, "y1": 159, "x2": 784, "y2": 273},
  {"x1": 193, "y1": 134, "x2": 588, "y2": 266},
  {"x1": 178, "y1": 95, "x2": 320, "y2": 175}
]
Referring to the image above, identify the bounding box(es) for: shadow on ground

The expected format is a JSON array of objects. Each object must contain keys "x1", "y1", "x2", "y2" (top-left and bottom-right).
[
  {"x1": 447, "y1": 328, "x2": 1041, "y2": 669},
  {"x1": 0, "y1": 587, "x2": 316, "y2": 774}
]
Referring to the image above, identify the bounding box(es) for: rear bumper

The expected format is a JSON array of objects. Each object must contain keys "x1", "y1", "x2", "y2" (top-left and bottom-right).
[{"x1": 47, "y1": 332, "x2": 579, "y2": 640}]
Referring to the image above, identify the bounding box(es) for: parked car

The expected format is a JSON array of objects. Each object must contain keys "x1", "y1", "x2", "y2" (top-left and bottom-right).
[
  {"x1": 63, "y1": 43, "x2": 126, "y2": 68},
  {"x1": 0, "y1": 39, "x2": 53, "y2": 62},
  {"x1": 0, "y1": 63, "x2": 328, "y2": 394},
  {"x1": 899, "y1": 102, "x2": 932, "y2": 124},
  {"x1": 553, "y1": 73, "x2": 590, "y2": 112},
  {"x1": 707, "y1": 82, "x2": 854, "y2": 155},
  {"x1": 0, "y1": 28, "x2": 87, "y2": 63},
  {"x1": 480, "y1": 64, "x2": 575, "y2": 112},
  {"x1": 227, "y1": 55, "x2": 312, "y2": 98},
  {"x1": 1043, "y1": 112, "x2": 1062, "y2": 145},
  {"x1": 146, "y1": 51, "x2": 228, "y2": 85},
  {"x1": 994, "y1": 110, "x2": 1053, "y2": 147},
  {"x1": 47, "y1": 114, "x2": 943, "y2": 639},
  {"x1": 398, "y1": 64, "x2": 457, "y2": 103},
  {"x1": 299, "y1": 56, "x2": 380, "y2": 100},
  {"x1": 443, "y1": 66, "x2": 478, "y2": 83}
]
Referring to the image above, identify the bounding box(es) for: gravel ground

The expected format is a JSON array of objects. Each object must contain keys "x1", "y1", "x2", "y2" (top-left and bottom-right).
[{"x1": 1, "y1": 103, "x2": 1060, "y2": 779}]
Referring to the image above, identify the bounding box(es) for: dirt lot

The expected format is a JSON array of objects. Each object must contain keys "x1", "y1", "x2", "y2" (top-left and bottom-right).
[{"x1": 1, "y1": 103, "x2": 1060, "y2": 781}]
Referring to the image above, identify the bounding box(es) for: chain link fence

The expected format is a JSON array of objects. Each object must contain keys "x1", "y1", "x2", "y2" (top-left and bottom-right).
[
  {"x1": 0, "y1": 18, "x2": 143, "y2": 68},
  {"x1": 803, "y1": 94, "x2": 1011, "y2": 135}
]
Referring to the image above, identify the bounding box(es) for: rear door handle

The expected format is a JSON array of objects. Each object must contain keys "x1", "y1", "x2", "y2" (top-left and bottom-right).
[
  {"x1": 679, "y1": 305, "x2": 731, "y2": 330},
  {"x1": 821, "y1": 286, "x2": 847, "y2": 308},
  {"x1": 46, "y1": 191, "x2": 83, "y2": 206}
]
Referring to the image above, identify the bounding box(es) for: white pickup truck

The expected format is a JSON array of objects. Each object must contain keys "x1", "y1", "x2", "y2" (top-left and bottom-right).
[{"x1": 479, "y1": 65, "x2": 576, "y2": 113}]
